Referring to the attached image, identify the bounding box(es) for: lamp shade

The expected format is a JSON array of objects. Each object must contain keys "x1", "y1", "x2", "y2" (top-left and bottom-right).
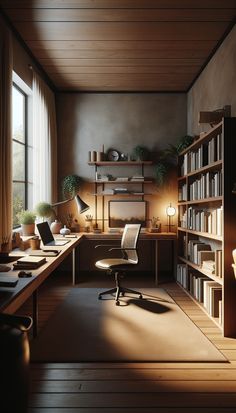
[
  {"x1": 166, "y1": 204, "x2": 176, "y2": 217},
  {"x1": 75, "y1": 194, "x2": 90, "y2": 214}
]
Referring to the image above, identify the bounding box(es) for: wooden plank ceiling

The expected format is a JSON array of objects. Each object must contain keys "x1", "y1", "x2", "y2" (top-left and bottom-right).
[{"x1": 0, "y1": 0, "x2": 236, "y2": 92}]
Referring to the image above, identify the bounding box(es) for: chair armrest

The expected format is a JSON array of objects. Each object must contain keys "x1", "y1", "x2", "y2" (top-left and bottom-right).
[
  {"x1": 108, "y1": 247, "x2": 136, "y2": 251},
  {"x1": 95, "y1": 244, "x2": 118, "y2": 249}
]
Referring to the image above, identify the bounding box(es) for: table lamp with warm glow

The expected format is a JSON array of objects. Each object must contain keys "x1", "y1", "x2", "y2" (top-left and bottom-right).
[{"x1": 166, "y1": 203, "x2": 176, "y2": 232}]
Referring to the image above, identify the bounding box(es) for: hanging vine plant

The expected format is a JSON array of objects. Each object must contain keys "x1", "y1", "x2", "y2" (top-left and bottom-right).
[{"x1": 61, "y1": 174, "x2": 80, "y2": 199}]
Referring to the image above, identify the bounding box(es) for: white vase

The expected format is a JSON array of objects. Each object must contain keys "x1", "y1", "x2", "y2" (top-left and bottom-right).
[
  {"x1": 50, "y1": 220, "x2": 62, "y2": 234},
  {"x1": 60, "y1": 225, "x2": 71, "y2": 236}
]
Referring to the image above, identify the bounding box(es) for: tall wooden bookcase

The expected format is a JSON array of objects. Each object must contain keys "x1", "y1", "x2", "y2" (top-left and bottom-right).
[{"x1": 177, "y1": 117, "x2": 236, "y2": 337}]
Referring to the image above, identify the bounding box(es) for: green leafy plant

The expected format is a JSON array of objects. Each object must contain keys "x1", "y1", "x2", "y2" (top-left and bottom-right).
[
  {"x1": 17, "y1": 209, "x2": 36, "y2": 225},
  {"x1": 155, "y1": 135, "x2": 193, "y2": 186},
  {"x1": 62, "y1": 174, "x2": 80, "y2": 199},
  {"x1": 133, "y1": 145, "x2": 149, "y2": 161},
  {"x1": 34, "y1": 202, "x2": 54, "y2": 219}
]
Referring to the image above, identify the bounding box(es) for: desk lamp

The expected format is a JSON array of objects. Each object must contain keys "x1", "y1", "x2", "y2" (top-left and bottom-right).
[
  {"x1": 166, "y1": 203, "x2": 176, "y2": 233},
  {"x1": 52, "y1": 194, "x2": 89, "y2": 214}
]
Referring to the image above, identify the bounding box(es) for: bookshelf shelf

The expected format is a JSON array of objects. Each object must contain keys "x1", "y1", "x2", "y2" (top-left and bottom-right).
[
  {"x1": 89, "y1": 160, "x2": 153, "y2": 231},
  {"x1": 177, "y1": 117, "x2": 236, "y2": 337},
  {"x1": 178, "y1": 256, "x2": 223, "y2": 285},
  {"x1": 177, "y1": 281, "x2": 221, "y2": 329},
  {"x1": 177, "y1": 227, "x2": 222, "y2": 241}
]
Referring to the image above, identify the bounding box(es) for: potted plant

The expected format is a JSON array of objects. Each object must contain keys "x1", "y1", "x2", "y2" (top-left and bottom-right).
[
  {"x1": 133, "y1": 145, "x2": 149, "y2": 161},
  {"x1": 61, "y1": 174, "x2": 80, "y2": 199},
  {"x1": 155, "y1": 135, "x2": 194, "y2": 186},
  {"x1": 17, "y1": 210, "x2": 36, "y2": 236}
]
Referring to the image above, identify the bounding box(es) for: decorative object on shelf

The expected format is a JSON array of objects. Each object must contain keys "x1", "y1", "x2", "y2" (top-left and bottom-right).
[
  {"x1": 50, "y1": 219, "x2": 62, "y2": 234},
  {"x1": 120, "y1": 153, "x2": 128, "y2": 161},
  {"x1": 107, "y1": 149, "x2": 120, "y2": 162},
  {"x1": 34, "y1": 202, "x2": 54, "y2": 221},
  {"x1": 61, "y1": 174, "x2": 80, "y2": 199},
  {"x1": 199, "y1": 105, "x2": 231, "y2": 127},
  {"x1": 133, "y1": 145, "x2": 149, "y2": 161},
  {"x1": 17, "y1": 210, "x2": 36, "y2": 236},
  {"x1": 150, "y1": 216, "x2": 161, "y2": 233},
  {"x1": 60, "y1": 225, "x2": 71, "y2": 236},
  {"x1": 166, "y1": 203, "x2": 176, "y2": 232},
  {"x1": 85, "y1": 214, "x2": 93, "y2": 232}
]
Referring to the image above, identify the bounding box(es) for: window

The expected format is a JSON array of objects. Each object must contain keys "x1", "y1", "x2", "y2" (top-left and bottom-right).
[
  {"x1": 12, "y1": 72, "x2": 32, "y2": 228},
  {"x1": 12, "y1": 83, "x2": 27, "y2": 227}
]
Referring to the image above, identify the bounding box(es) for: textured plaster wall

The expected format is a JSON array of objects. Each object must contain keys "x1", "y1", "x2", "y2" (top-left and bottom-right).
[
  {"x1": 187, "y1": 25, "x2": 236, "y2": 136},
  {"x1": 56, "y1": 93, "x2": 186, "y2": 230}
]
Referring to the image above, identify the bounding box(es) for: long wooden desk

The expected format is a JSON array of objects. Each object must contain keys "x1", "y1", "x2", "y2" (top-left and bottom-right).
[{"x1": 0, "y1": 232, "x2": 176, "y2": 336}]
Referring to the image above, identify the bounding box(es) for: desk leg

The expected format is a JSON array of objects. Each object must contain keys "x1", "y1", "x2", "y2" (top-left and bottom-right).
[
  {"x1": 32, "y1": 290, "x2": 38, "y2": 338},
  {"x1": 72, "y1": 248, "x2": 76, "y2": 285},
  {"x1": 155, "y1": 240, "x2": 159, "y2": 285}
]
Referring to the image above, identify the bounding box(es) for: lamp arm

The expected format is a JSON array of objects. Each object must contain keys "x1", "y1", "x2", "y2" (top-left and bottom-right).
[{"x1": 51, "y1": 197, "x2": 74, "y2": 207}]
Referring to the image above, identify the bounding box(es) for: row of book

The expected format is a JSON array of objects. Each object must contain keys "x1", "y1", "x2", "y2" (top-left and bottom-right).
[
  {"x1": 178, "y1": 183, "x2": 187, "y2": 202},
  {"x1": 181, "y1": 206, "x2": 223, "y2": 236},
  {"x1": 187, "y1": 239, "x2": 222, "y2": 277},
  {"x1": 177, "y1": 264, "x2": 222, "y2": 320},
  {"x1": 180, "y1": 133, "x2": 222, "y2": 176},
  {"x1": 189, "y1": 170, "x2": 222, "y2": 200}
]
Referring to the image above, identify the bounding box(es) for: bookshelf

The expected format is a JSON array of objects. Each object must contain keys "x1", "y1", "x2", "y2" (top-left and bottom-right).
[
  {"x1": 88, "y1": 161, "x2": 153, "y2": 230},
  {"x1": 177, "y1": 118, "x2": 236, "y2": 337}
]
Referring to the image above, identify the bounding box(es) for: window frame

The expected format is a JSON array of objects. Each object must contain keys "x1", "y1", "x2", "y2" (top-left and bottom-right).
[{"x1": 12, "y1": 82, "x2": 28, "y2": 228}]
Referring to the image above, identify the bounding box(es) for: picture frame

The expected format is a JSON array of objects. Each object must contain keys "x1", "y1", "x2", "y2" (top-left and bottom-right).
[{"x1": 108, "y1": 200, "x2": 146, "y2": 228}]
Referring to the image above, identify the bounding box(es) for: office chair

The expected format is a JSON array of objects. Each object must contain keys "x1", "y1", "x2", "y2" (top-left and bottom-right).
[{"x1": 95, "y1": 224, "x2": 143, "y2": 305}]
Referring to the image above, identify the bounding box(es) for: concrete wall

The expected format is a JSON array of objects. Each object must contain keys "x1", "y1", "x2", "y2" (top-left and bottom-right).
[
  {"x1": 187, "y1": 24, "x2": 236, "y2": 135},
  {"x1": 56, "y1": 93, "x2": 186, "y2": 230}
]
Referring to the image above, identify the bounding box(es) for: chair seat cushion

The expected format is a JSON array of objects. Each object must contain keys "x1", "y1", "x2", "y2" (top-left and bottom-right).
[{"x1": 95, "y1": 258, "x2": 134, "y2": 270}]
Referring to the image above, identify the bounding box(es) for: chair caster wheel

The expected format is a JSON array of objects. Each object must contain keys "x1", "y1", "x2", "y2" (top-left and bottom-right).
[
  {"x1": 139, "y1": 294, "x2": 143, "y2": 299},
  {"x1": 121, "y1": 292, "x2": 125, "y2": 296},
  {"x1": 98, "y1": 295, "x2": 102, "y2": 300},
  {"x1": 116, "y1": 301, "x2": 120, "y2": 306}
]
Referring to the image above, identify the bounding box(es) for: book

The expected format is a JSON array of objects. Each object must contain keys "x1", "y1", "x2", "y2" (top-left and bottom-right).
[
  {"x1": 13, "y1": 256, "x2": 46, "y2": 269},
  {"x1": 0, "y1": 275, "x2": 18, "y2": 287},
  {"x1": 29, "y1": 250, "x2": 60, "y2": 257}
]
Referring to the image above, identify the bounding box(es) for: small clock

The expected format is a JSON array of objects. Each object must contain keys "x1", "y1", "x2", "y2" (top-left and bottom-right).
[{"x1": 107, "y1": 150, "x2": 120, "y2": 162}]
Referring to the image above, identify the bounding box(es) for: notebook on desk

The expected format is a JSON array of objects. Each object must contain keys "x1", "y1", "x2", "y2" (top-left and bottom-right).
[{"x1": 36, "y1": 222, "x2": 70, "y2": 246}]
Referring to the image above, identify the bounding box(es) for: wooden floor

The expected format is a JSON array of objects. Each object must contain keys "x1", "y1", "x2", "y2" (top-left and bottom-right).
[{"x1": 18, "y1": 271, "x2": 236, "y2": 412}]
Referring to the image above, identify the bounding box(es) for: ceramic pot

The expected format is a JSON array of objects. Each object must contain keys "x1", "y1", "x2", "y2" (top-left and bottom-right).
[
  {"x1": 21, "y1": 223, "x2": 35, "y2": 236},
  {"x1": 50, "y1": 220, "x2": 62, "y2": 234},
  {"x1": 60, "y1": 225, "x2": 71, "y2": 236}
]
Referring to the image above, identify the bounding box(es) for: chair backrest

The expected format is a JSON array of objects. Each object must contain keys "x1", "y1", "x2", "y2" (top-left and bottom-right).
[{"x1": 121, "y1": 224, "x2": 141, "y2": 264}]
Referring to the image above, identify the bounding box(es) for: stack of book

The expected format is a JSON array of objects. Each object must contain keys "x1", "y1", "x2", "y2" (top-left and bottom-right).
[
  {"x1": 130, "y1": 175, "x2": 144, "y2": 182},
  {"x1": 13, "y1": 256, "x2": 46, "y2": 270},
  {"x1": 202, "y1": 260, "x2": 215, "y2": 274}
]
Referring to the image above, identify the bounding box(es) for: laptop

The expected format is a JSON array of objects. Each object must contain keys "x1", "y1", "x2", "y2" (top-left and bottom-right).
[{"x1": 36, "y1": 222, "x2": 70, "y2": 246}]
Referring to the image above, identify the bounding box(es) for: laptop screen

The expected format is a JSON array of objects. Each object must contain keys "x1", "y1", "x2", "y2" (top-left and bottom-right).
[{"x1": 37, "y1": 221, "x2": 54, "y2": 244}]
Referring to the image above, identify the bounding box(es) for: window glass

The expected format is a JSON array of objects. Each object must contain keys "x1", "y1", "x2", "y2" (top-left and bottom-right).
[{"x1": 12, "y1": 84, "x2": 27, "y2": 227}]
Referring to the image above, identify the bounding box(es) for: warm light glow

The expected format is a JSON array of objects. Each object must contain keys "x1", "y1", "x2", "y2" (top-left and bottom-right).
[{"x1": 166, "y1": 204, "x2": 176, "y2": 217}]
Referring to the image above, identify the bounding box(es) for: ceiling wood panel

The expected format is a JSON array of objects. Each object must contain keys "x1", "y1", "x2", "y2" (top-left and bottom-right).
[
  {"x1": 35, "y1": 49, "x2": 209, "y2": 59},
  {"x1": 5, "y1": 8, "x2": 235, "y2": 22},
  {"x1": 1, "y1": 0, "x2": 236, "y2": 9},
  {"x1": 0, "y1": 1, "x2": 235, "y2": 92},
  {"x1": 13, "y1": 22, "x2": 230, "y2": 41},
  {"x1": 26, "y1": 40, "x2": 217, "y2": 51}
]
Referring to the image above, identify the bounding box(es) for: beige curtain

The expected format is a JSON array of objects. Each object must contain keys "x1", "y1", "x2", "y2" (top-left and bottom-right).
[
  {"x1": 32, "y1": 71, "x2": 57, "y2": 206},
  {"x1": 0, "y1": 23, "x2": 13, "y2": 251}
]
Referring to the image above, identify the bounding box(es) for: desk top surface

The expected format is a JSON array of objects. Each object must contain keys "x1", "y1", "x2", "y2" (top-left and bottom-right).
[{"x1": 0, "y1": 231, "x2": 176, "y2": 314}]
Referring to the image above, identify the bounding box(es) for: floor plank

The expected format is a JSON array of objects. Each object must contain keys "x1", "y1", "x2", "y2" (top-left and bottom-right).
[{"x1": 15, "y1": 272, "x2": 236, "y2": 411}]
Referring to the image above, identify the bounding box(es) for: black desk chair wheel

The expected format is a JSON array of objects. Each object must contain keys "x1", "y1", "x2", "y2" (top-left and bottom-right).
[{"x1": 95, "y1": 224, "x2": 143, "y2": 305}]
